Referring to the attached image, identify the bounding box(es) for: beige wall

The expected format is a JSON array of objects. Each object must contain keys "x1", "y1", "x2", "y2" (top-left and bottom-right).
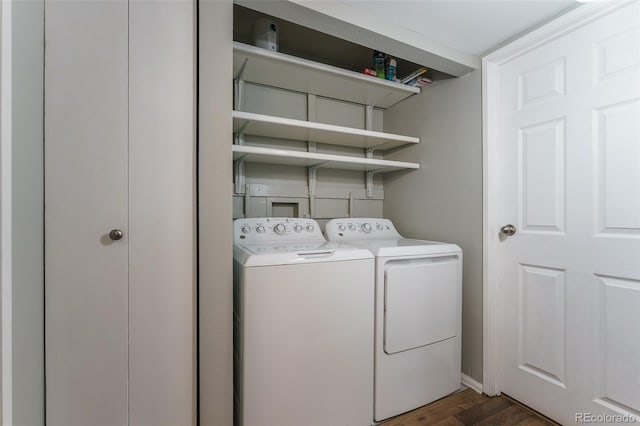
[
  {"x1": 199, "y1": 1, "x2": 234, "y2": 425},
  {"x1": 384, "y1": 71, "x2": 483, "y2": 383},
  {"x1": 11, "y1": 1, "x2": 45, "y2": 424},
  {"x1": 234, "y1": 83, "x2": 385, "y2": 220}
]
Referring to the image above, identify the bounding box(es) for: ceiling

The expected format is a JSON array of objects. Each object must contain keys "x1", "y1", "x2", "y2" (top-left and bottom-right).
[{"x1": 339, "y1": 0, "x2": 580, "y2": 55}]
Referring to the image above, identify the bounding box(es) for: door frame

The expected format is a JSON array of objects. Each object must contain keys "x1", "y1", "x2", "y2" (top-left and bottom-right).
[
  {"x1": 481, "y1": 0, "x2": 629, "y2": 396},
  {"x1": 0, "y1": 0, "x2": 11, "y2": 421}
]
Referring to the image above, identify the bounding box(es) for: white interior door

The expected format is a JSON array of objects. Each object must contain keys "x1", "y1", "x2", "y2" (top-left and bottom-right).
[
  {"x1": 495, "y1": 2, "x2": 640, "y2": 424},
  {"x1": 45, "y1": 2, "x2": 129, "y2": 425}
]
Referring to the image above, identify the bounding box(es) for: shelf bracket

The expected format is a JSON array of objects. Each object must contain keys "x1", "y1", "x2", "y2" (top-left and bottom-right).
[
  {"x1": 366, "y1": 147, "x2": 378, "y2": 159},
  {"x1": 236, "y1": 122, "x2": 248, "y2": 138},
  {"x1": 235, "y1": 58, "x2": 248, "y2": 81},
  {"x1": 234, "y1": 154, "x2": 247, "y2": 195},
  {"x1": 234, "y1": 131, "x2": 246, "y2": 146},
  {"x1": 308, "y1": 162, "x2": 326, "y2": 218},
  {"x1": 366, "y1": 170, "x2": 381, "y2": 199}
]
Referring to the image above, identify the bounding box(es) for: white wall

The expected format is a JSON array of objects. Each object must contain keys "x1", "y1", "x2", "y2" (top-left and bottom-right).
[
  {"x1": 384, "y1": 71, "x2": 484, "y2": 383},
  {"x1": 0, "y1": 1, "x2": 45, "y2": 424}
]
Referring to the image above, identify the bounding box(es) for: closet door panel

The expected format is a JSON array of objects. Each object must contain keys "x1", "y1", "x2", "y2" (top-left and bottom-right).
[
  {"x1": 44, "y1": 1, "x2": 129, "y2": 425},
  {"x1": 128, "y1": 1, "x2": 196, "y2": 425}
]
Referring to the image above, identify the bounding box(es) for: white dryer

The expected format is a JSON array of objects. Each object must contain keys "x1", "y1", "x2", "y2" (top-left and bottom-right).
[
  {"x1": 233, "y1": 217, "x2": 374, "y2": 426},
  {"x1": 326, "y1": 218, "x2": 462, "y2": 422}
]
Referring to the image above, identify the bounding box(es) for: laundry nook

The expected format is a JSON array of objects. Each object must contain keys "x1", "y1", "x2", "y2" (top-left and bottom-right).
[{"x1": 2, "y1": 1, "x2": 638, "y2": 425}]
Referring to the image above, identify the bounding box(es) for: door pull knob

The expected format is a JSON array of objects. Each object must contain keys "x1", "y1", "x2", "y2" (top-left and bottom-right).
[
  {"x1": 500, "y1": 224, "x2": 517, "y2": 236},
  {"x1": 109, "y1": 229, "x2": 124, "y2": 241}
]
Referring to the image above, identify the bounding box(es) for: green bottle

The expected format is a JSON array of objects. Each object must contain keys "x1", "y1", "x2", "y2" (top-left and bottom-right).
[{"x1": 373, "y1": 51, "x2": 385, "y2": 79}]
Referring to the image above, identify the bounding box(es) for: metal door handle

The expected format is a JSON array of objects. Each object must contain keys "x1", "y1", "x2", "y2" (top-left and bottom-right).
[
  {"x1": 500, "y1": 224, "x2": 517, "y2": 236},
  {"x1": 109, "y1": 229, "x2": 124, "y2": 241}
]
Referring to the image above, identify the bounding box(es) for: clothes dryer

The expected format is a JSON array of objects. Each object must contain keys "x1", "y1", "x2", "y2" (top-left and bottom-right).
[
  {"x1": 233, "y1": 217, "x2": 374, "y2": 426},
  {"x1": 326, "y1": 218, "x2": 462, "y2": 421}
]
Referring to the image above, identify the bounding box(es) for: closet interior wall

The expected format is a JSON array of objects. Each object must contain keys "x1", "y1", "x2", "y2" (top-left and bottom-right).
[
  {"x1": 233, "y1": 83, "x2": 386, "y2": 221},
  {"x1": 383, "y1": 71, "x2": 483, "y2": 384},
  {"x1": 231, "y1": 0, "x2": 484, "y2": 388}
]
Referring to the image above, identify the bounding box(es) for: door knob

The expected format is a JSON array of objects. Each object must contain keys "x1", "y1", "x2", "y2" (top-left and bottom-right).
[
  {"x1": 500, "y1": 224, "x2": 517, "y2": 236},
  {"x1": 109, "y1": 229, "x2": 124, "y2": 241}
]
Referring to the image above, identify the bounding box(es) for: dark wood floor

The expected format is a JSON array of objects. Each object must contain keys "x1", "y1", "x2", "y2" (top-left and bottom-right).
[{"x1": 379, "y1": 389, "x2": 559, "y2": 426}]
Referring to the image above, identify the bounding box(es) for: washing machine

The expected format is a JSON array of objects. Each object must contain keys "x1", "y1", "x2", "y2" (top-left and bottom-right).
[
  {"x1": 233, "y1": 217, "x2": 374, "y2": 426},
  {"x1": 326, "y1": 218, "x2": 462, "y2": 422}
]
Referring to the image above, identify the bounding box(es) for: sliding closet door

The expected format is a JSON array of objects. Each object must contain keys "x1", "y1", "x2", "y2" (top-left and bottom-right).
[{"x1": 45, "y1": 2, "x2": 129, "y2": 425}]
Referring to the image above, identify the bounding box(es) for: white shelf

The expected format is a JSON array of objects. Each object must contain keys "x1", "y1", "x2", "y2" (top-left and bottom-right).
[
  {"x1": 233, "y1": 111, "x2": 420, "y2": 151},
  {"x1": 233, "y1": 145, "x2": 420, "y2": 173},
  {"x1": 233, "y1": 42, "x2": 419, "y2": 109}
]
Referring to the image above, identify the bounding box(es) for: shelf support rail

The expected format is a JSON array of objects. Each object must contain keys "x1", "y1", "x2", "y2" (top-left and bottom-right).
[
  {"x1": 365, "y1": 105, "x2": 374, "y2": 131},
  {"x1": 348, "y1": 192, "x2": 355, "y2": 218},
  {"x1": 234, "y1": 154, "x2": 247, "y2": 195},
  {"x1": 365, "y1": 106, "x2": 377, "y2": 199},
  {"x1": 233, "y1": 132, "x2": 246, "y2": 195},
  {"x1": 366, "y1": 170, "x2": 382, "y2": 199},
  {"x1": 234, "y1": 59, "x2": 248, "y2": 111},
  {"x1": 308, "y1": 162, "x2": 326, "y2": 218}
]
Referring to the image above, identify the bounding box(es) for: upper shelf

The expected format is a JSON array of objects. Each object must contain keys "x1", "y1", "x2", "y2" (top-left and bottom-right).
[
  {"x1": 233, "y1": 145, "x2": 419, "y2": 173},
  {"x1": 233, "y1": 111, "x2": 419, "y2": 151},
  {"x1": 233, "y1": 42, "x2": 420, "y2": 109}
]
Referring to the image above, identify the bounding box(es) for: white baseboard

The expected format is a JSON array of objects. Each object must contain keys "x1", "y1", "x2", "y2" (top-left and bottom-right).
[{"x1": 461, "y1": 373, "x2": 483, "y2": 394}]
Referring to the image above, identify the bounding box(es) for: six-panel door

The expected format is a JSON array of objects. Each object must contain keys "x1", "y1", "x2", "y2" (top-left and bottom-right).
[{"x1": 498, "y1": 2, "x2": 640, "y2": 423}]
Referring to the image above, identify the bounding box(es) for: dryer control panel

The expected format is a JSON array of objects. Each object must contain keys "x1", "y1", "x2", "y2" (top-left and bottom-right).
[
  {"x1": 325, "y1": 218, "x2": 402, "y2": 241},
  {"x1": 234, "y1": 217, "x2": 325, "y2": 243}
]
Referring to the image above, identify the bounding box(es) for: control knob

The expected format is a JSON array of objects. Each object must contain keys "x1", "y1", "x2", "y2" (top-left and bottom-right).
[
  {"x1": 338, "y1": 224, "x2": 346, "y2": 231},
  {"x1": 274, "y1": 223, "x2": 286, "y2": 234},
  {"x1": 362, "y1": 223, "x2": 372, "y2": 233},
  {"x1": 293, "y1": 224, "x2": 303, "y2": 233},
  {"x1": 241, "y1": 225, "x2": 251, "y2": 234},
  {"x1": 376, "y1": 224, "x2": 384, "y2": 231},
  {"x1": 256, "y1": 225, "x2": 265, "y2": 233},
  {"x1": 306, "y1": 224, "x2": 315, "y2": 232},
  {"x1": 348, "y1": 224, "x2": 356, "y2": 231}
]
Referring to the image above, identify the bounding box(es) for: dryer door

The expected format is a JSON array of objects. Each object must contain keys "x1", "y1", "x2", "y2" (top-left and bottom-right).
[{"x1": 384, "y1": 256, "x2": 460, "y2": 354}]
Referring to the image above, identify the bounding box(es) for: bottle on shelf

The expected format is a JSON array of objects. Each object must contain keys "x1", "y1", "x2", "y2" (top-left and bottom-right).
[
  {"x1": 386, "y1": 58, "x2": 397, "y2": 81},
  {"x1": 373, "y1": 50, "x2": 386, "y2": 79}
]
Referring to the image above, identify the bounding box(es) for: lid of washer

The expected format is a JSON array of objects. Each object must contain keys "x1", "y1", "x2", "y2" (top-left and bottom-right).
[{"x1": 325, "y1": 218, "x2": 462, "y2": 257}]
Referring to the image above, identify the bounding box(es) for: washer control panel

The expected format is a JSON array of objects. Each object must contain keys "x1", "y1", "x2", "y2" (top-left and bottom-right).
[
  {"x1": 234, "y1": 218, "x2": 325, "y2": 243},
  {"x1": 325, "y1": 218, "x2": 401, "y2": 241}
]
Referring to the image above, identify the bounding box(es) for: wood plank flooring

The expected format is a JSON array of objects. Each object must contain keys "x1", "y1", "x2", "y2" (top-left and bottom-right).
[{"x1": 379, "y1": 389, "x2": 559, "y2": 426}]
